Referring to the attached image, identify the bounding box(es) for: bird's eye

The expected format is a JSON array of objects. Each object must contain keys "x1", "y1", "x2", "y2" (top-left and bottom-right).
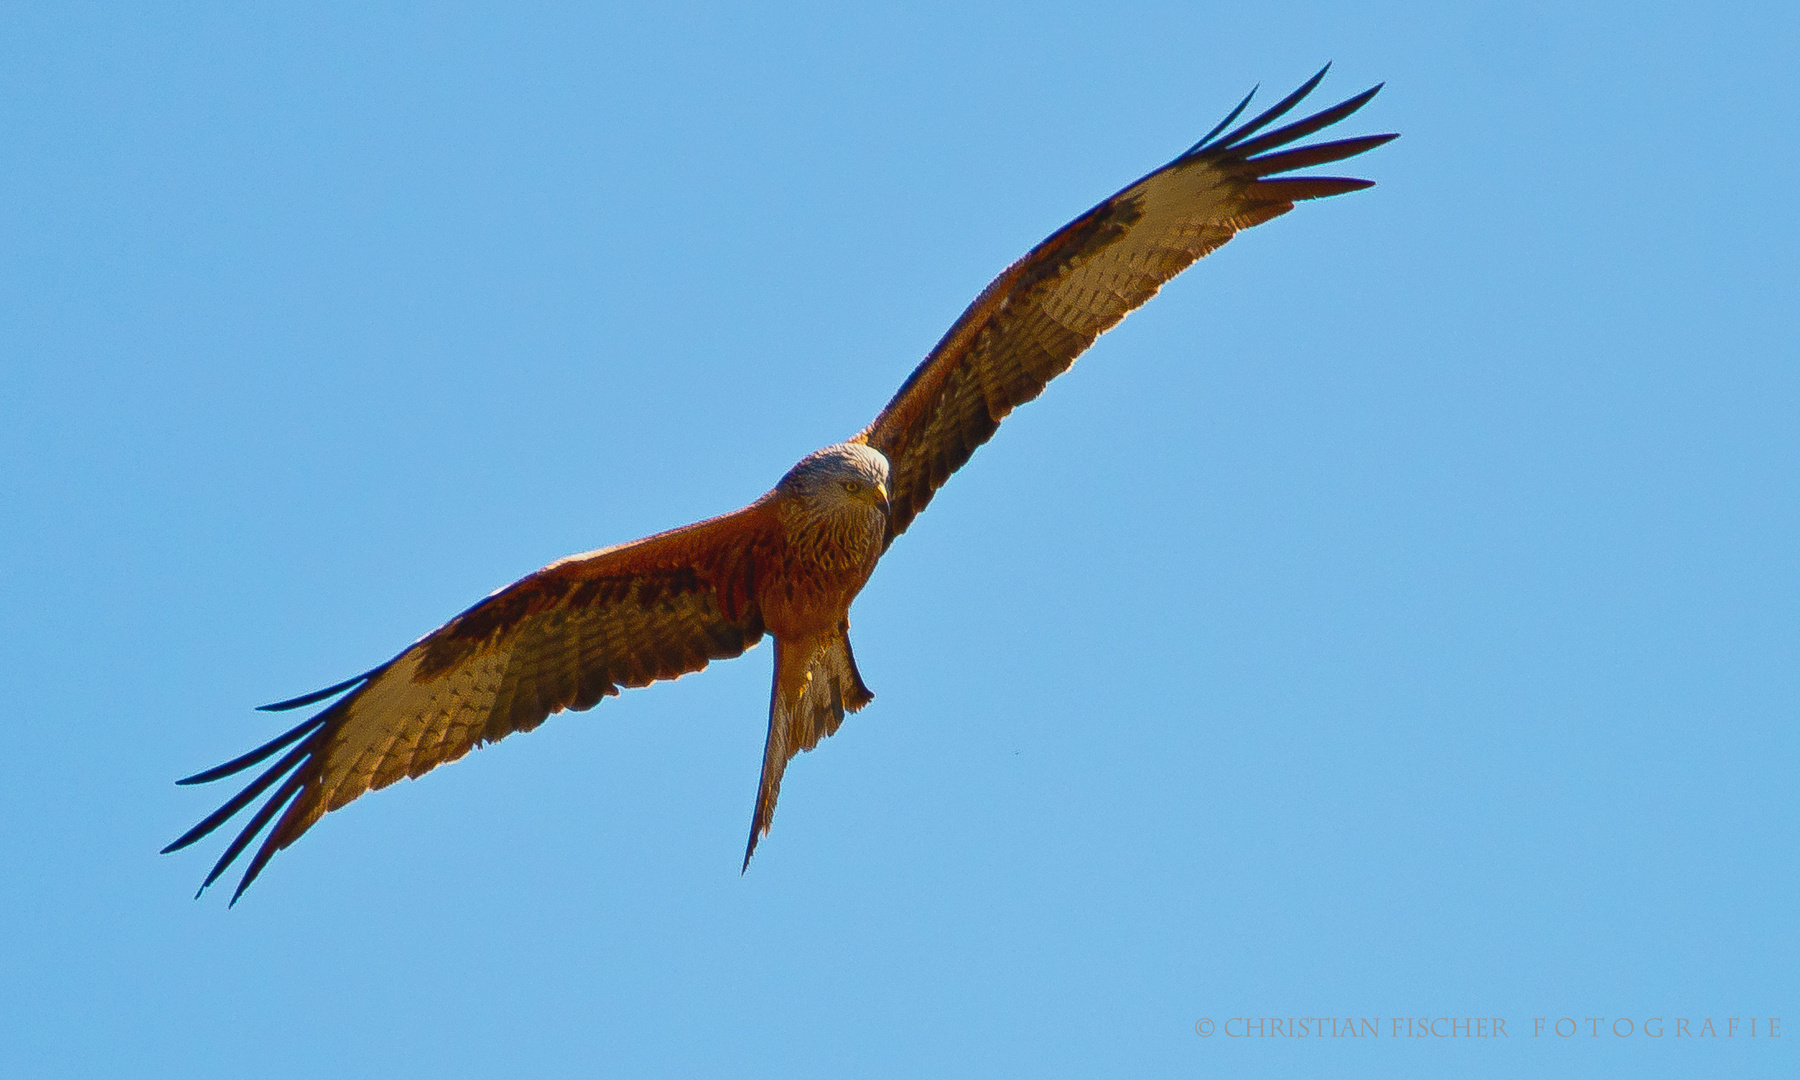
[{"x1": 842, "y1": 480, "x2": 863, "y2": 495}]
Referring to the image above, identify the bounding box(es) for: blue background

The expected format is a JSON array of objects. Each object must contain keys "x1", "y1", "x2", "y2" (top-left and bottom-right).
[{"x1": 3, "y1": 2, "x2": 1794, "y2": 1077}]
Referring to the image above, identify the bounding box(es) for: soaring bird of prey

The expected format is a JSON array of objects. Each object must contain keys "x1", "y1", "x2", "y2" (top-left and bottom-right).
[{"x1": 167, "y1": 66, "x2": 1394, "y2": 902}]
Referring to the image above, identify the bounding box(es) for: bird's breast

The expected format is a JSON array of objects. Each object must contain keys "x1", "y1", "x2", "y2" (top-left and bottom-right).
[{"x1": 759, "y1": 507, "x2": 886, "y2": 638}]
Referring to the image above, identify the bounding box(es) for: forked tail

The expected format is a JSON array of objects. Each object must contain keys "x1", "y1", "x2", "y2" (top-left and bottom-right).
[{"x1": 743, "y1": 630, "x2": 874, "y2": 870}]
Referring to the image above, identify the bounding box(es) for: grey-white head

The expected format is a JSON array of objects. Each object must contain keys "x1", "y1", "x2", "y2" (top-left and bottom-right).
[{"x1": 776, "y1": 442, "x2": 892, "y2": 519}]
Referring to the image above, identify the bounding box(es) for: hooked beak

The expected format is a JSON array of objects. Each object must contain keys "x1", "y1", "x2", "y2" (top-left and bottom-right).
[{"x1": 875, "y1": 481, "x2": 891, "y2": 521}]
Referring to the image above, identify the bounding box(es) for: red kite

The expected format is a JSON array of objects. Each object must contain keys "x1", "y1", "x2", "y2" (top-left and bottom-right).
[{"x1": 167, "y1": 67, "x2": 1394, "y2": 902}]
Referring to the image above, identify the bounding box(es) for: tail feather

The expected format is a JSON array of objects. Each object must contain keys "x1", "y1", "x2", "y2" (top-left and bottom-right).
[{"x1": 743, "y1": 631, "x2": 873, "y2": 870}]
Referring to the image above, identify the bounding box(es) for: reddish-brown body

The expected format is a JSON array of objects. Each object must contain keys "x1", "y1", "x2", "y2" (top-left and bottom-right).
[{"x1": 761, "y1": 496, "x2": 886, "y2": 639}]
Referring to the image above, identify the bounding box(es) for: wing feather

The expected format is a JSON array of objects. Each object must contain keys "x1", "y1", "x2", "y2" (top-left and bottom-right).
[
  {"x1": 167, "y1": 503, "x2": 781, "y2": 902},
  {"x1": 856, "y1": 68, "x2": 1396, "y2": 541}
]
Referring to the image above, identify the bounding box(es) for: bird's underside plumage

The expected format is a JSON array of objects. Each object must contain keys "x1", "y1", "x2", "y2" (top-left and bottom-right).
[{"x1": 167, "y1": 66, "x2": 1395, "y2": 902}]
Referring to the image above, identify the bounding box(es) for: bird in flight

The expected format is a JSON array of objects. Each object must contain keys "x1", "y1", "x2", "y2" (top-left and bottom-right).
[{"x1": 167, "y1": 66, "x2": 1394, "y2": 903}]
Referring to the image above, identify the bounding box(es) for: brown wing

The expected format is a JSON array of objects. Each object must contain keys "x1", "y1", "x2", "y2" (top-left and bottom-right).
[
  {"x1": 855, "y1": 66, "x2": 1396, "y2": 541},
  {"x1": 165, "y1": 503, "x2": 781, "y2": 903}
]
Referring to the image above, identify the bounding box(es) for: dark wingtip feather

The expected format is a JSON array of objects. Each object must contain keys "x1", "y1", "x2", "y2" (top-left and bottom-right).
[
  {"x1": 163, "y1": 735, "x2": 317, "y2": 854},
  {"x1": 175, "y1": 713, "x2": 326, "y2": 786},
  {"x1": 1245, "y1": 133, "x2": 1400, "y2": 177},
  {"x1": 1213, "y1": 62, "x2": 1332, "y2": 150},
  {"x1": 1229, "y1": 83, "x2": 1386, "y2": 161},
  {"x1": 258, "y1": 666, "x2": 381, "y2": 712},
  {"x1": 1184, "y1": 85, "x2": 1257, "y2": 156},
  {"x1": 1252, "y1": 176, "x2": 1378, "y2": 202},
  {"x1": 204, "y1": 760, "x2": 312, "y2": 903}
]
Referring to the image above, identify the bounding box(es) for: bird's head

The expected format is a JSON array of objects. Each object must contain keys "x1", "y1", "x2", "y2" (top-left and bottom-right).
[{"x1": 777, "y1": 442, "x2": 891, "y2": 521}]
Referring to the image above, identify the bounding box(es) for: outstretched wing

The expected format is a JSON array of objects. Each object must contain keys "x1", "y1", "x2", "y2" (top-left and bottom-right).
[
  {"x1": 856, "y1": 66, "x2": 1395, "y2": 541},
  {"x1": 165, "y1": 504, "x2": 780, "y2": 903}
]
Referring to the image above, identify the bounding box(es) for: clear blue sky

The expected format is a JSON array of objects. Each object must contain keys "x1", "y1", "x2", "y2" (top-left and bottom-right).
[{"x1": 3, "y1": 2, "x2": 1794, "y2": 1077}]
